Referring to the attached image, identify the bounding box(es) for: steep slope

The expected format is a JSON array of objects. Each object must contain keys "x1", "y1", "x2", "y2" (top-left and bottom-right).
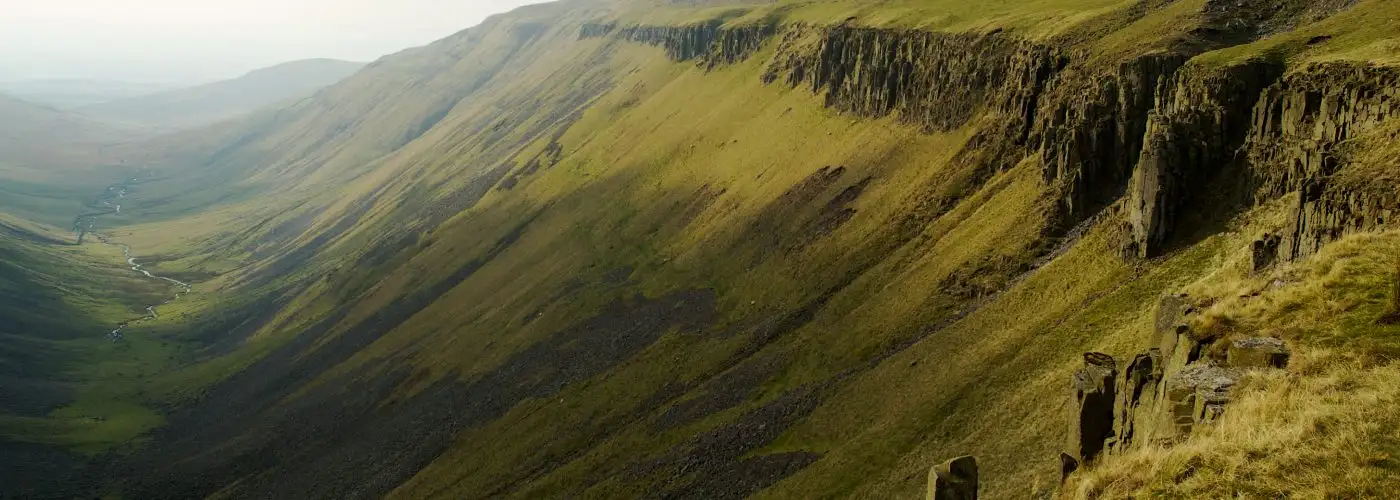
[
  {"x1": 77, "y1": 59, "x2": 365, "y2": 130},
  {"x1": 5, "y1": 0, "x2": 1400, "y2": 499}
]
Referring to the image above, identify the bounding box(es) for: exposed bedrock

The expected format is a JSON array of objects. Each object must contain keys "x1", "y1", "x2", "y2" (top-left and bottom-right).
[
  {"x1": 764, "y1": 26, "x2": 1066, "y2": 133},
  {"x1": 1125, "y1": 60, "x2": 1284, "y2": 257},
  {"x1": 926, "y1": 455, "x2": 979, "y2": 500},
  {"x1": 1081, "y1": 295, "x2": 1294, "y2": 456},
  {"x1": 1030, "y1": 54, "x2": 1187, "y2": 222},
  {"x1": 1249, "y1": 63, "x2": 1400, "y2": 260},
  {"x1": 579, "y1": 22, "x2": 617, "y2": 39},
  {"x1": 1068, "y1": 352, "x2": 1117, "y2": 465},
  {"x1": 612, "y1": 20, "x2": 777, "y2": 68}
]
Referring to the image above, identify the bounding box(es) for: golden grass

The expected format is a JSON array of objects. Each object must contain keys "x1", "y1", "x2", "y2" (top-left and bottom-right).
[
  {"x1": 1065, "y1": 231, "x2": 1400, "y2": 498},
  {"x1": 1068, "y1": 349, "x2": 1400, "y2": 499}
]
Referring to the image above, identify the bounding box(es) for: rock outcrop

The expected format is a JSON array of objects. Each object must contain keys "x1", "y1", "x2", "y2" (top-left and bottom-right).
[
  {"x1": 1164, "y1": 364, "x2": 1238, "y2": 434},
  {"x1": 1124, "y1": 61, "x2": 1284, "y2": 257},
  {"x1": 1251, "y1": 233, "x2": 1281, "y2": 273},
  {"x1": 1068, "y1": 352, "x2": 1117, "y2": 465},
  {"x1": 763, "y1": 26, "x2": 1063, "y2": 134},
  {"x1": 1227, "y1": 337, "x2": 1290, "y2": 369},
  {"x1": 579, "y1": 22, "x2": 616, "y2": 39},
  {"x1": 1114, "y1": 349, "x2": 1162, "y2": 450},
  {"x1": 607, "y1": 19, "x2": 777, "y2": 68},
  {"x1": 1031, "y1": 54, "x2": 1186, "y2": 222},
  {"x1": 926, "y1": 455, "x2": 978, "y2": 500},
  {"x1": 1076, "y1": 295, "x2": 1293, "y2": 456},
  {"x1": 1249, "y1": 63, "x2": 1400, "y2": 261}
]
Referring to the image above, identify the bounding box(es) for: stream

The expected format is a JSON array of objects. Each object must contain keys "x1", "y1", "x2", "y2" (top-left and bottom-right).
[{"x1": 73, "y1": 173, "x2": 192, "y2": 342}]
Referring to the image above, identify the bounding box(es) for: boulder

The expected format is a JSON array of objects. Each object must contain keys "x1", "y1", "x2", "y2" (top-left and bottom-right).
[
  {"x1": 1164, "y1": 364, "x2": 1238, "y2": 437},
  {"x1": 1251, "y1": 233, "x2": 1281, "y2": 273},
  {"x1": 926, "y1": 455, "x2": 978, "y2": 500},
  {"x1": 1226, "y1": 337, "x2": 1290, "y2": 369},
  {"x1": 1068, "y1": 353, "x2": 1117, "y2": 464},
  {"x1": 1058, "y1": 452, "x2": 1079, "y2": 483}
]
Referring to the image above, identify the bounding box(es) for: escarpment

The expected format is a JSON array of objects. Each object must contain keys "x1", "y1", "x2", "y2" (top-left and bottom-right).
[
  {"x1": 764, "y1": 26, "x2": 1063, "y2": 133},
  {"x1": 1029, "y1": 54, "x2": 1187, "y2": 222},
  {"x1": 1125, "y1": 61, "x2": 1284, "y2": 257},
  {"x1": 592, "y1": 19, "x2": 776, "y2": 67},
  {"x1": 579, "y1": 22, "x2": 616, "y2": 39},
  {"x1": 1248, "y1": 63, "x2": 1400, "y2": 261}
]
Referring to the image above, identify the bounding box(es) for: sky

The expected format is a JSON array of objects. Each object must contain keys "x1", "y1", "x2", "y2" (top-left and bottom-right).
[{"x1": 0, "y1": 0, "x2": 546, "y2": 84}]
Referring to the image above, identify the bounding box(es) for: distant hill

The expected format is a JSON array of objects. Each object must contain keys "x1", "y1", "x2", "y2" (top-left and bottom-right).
[
  {"x1": 0, "y1": 79, "x2": 180, "y2": 108},
  {"x1": 0, "y1": 94, "x2": 136, "y2": 226},
  {"x1": 77, "y1": 59, "x2": 365, "y2": 130},
  {"x1": 0, "y1": 93, "x2": 122, "y2": 144}
]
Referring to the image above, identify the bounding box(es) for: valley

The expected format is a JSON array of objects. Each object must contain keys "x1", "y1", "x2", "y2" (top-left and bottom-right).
[
  {"x1": 77, "y1": 177, "x2": 195, "y2": 342},
  {"x1": 1, "y1": 0, "x2": 1399, "y2": 499}
]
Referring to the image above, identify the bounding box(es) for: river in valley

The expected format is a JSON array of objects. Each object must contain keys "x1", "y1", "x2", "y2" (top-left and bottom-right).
[{"x1": 73, "y1": 175, "x2": 192, "y2": 341}]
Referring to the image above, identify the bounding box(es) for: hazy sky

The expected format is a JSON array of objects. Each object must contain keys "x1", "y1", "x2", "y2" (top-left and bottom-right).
[{"x1": 0, "y1": 0, "x2": 546, "y2": 83}]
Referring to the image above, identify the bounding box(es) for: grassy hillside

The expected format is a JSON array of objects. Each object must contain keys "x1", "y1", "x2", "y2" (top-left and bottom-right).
[
  {"x1": 3, "y1": 0, "x2": 1399, "y2": 498},
  {"x1": 0, "y1": 211, "x2": 194, "y2": 497},
  {"x1": 77, "y1": 59, "x2": 366, "y2": 131}
]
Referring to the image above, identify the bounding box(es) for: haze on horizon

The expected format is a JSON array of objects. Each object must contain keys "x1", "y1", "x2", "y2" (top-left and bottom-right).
[{"x1": 0, "y1": 0, "x2": 547, "y2": 84}]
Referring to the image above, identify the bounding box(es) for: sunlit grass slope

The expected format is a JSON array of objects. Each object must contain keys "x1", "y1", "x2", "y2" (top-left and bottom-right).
[{"x1": 4, "y1": 0, "x2": 1394, "y2": 498}]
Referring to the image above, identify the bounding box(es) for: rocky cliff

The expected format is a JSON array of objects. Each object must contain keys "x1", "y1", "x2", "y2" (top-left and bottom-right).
[
  {"x1": 1250, "y1": 63, "x2": 1400, "y2": 261},
  {"x1": 592, "y1": 19, "x2": 776, "y2": 68}
]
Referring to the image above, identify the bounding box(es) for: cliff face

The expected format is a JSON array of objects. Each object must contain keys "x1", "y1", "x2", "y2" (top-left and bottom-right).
[
  {"x1": 763, "y1": 26, "x2": 1058, "y2": 133},
  {"x1": 1125, "y1": 61, "x2": 1284, "y2": 257},
  {"x1": 1029, "y1": 54, "x2": 1187, "y2": 223},
  {"x1": 606, "y1": 11, "x2": 1399, "y2": 254},
  {"x1": 592, "y1": 20, "x2": 776, "y2": 68},
  {"x1": 1248, "y1": 63, "x2": 1400, "y2": 260}
]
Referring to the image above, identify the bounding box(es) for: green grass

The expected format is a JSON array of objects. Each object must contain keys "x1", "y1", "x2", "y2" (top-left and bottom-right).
[{"x1": 3, "y1": 0, "x2": 1400, "y2": 497}]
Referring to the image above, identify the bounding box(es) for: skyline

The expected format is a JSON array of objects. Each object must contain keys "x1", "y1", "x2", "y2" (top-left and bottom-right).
[{"x1": 0, "y1": 0, "x2": 546, "y2": 84}]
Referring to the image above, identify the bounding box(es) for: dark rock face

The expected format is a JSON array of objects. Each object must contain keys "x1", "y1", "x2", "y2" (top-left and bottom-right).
[
  {"x1": 1032, "y1": 54, "x2": 1186, "y2": 222},
  {"x1": 1248, "y1": 63, "x2": 1400, "y2": 261},
  {"x1": 614, "y1": 20, "x2": 777, "y2": 68},
  {"x1": 579, "y1": 22, "x2": 617, "y2": 39},
  {"x1": 1068, "y1": 353, "x2": 1117, "y2": 465},
  {"x1": 1125, "y1": 61, "x2": 1284, "y2": 257},
  {"x1": 1251, "y1": 233, "x2": 1282, "y2": 273},
  {"x1": 1058, "y1": 452, "x2": 1079, "y2": 483},
  {"x1": 764, "y1": 26, "x2": 1063, "y2": 133},
  {"x1": 1115, "y1": 349, "x2": 1162, "y2": 449},
  {"x1": 926, "y1": 455, "x2": 979, "y2": 500}
]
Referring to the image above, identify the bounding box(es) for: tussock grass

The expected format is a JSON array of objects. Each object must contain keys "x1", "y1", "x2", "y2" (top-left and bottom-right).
[
  {"x1": 1065, "y1": 231, "x2": 1400, "y2": 498},
  {"x1": 1069, "y1": 348, "x2": 1400, "y2": 499}
]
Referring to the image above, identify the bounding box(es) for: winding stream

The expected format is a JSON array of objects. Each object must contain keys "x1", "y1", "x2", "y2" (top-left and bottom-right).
[{"x1": 74, "y1": 174, "x2": 192, "y2": 342}]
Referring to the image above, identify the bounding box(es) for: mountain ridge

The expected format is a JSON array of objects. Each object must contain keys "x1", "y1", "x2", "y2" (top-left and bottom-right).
[{"x1": 76, "y1": 58, "x2": 366, "y2": 130}]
